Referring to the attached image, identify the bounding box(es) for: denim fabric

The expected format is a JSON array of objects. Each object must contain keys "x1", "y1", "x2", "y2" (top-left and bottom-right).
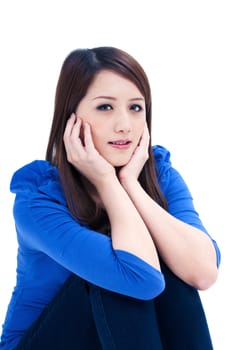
[
  {"x1": 155, "y1": 262, "x2": 214, "y2": 350},
  {"x1": 89, "y1": 285, "x2": 163, "y2": 350},
  {"x1": 14, "y1": 274, "x2": 163, "y2": 350},
  {"x1": 14, "y1": 274, "x2": 102, "y2": 350},
  {"x1": 14, "y1": 270, "x2": 213, "y2": 350}
]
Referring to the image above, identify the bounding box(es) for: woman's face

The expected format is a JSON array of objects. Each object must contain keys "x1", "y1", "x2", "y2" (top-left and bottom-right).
[{"x1": 76, "y1": 70, "x2": 146, "y2": 167}]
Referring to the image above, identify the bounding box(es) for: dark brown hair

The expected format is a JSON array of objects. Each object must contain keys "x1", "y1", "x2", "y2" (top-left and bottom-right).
[{"x1": 46, "y1": 47, "x2": 167, "y2": 234}]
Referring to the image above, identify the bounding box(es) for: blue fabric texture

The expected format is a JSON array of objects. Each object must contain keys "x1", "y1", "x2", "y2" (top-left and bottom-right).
[{"x1": 0, "y1": 145, "x2": 220, "y2": 349}]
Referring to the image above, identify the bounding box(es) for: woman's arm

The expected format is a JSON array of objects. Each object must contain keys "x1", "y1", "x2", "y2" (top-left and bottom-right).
[
  {"x1": 63, "y1": 115, "x2": 161, "y2": 270},
  {"x1": 119, "y1": 127, "x2": 219, "y2": 290},
  {"x1": 119, "y1": 180, "x2": 218, "y2": 290},
  {"x1": 12, "y1": 180, "x2": 164, "y2": 300}
]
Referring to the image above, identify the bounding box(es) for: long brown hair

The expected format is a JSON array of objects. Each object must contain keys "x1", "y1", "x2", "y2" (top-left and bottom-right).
[{"x1": 46, "y1": 47, "x2": 167, "y2": 234}]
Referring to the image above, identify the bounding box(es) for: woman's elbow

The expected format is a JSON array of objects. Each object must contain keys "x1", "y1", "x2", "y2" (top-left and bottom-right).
[{"x1": 194, "y1": 265, "x2": 219, "y2": 291}]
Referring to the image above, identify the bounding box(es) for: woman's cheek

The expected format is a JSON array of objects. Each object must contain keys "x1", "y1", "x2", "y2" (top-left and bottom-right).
[{"x1": 90, "y1": 131, "x2": 102, "y2": 151}]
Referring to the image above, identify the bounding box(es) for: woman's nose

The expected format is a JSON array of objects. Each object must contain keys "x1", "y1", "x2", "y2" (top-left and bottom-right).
[{"x1": 114, "y1": 112, "x2": 132, "y2": 133}]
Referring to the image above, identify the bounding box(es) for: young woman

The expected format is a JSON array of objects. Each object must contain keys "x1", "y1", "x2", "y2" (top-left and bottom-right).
[{"x1": 0, "y1": 47, "x2": 220, "y2": 349}]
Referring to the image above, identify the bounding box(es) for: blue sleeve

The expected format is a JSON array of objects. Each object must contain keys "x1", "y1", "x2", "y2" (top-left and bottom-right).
[
  {"x1": 153, "y1": 145, "x2": 221, "y2": 267},
  {"x1": 11, "y1": 167, "x2": 164, "y2": 300}
]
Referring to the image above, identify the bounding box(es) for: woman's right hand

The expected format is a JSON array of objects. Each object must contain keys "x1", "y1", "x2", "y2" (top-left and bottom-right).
[
  {"x1": 63, "y1": 114, "x2": 115, "y2": 187},
  {"x1": 64, "y1": 117, "x2": 161, "y2": 273}
]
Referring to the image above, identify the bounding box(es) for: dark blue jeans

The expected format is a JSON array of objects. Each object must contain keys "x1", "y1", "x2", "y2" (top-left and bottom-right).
[
  {"x1": 14, "y1": 274, "x2": 163, "y2": 350},
  {"x1": 155, "y1": 261, "x2": 214, "y2": 349},
  {"x1": 14, "y1": 265, "x2": 213, "y2": 349}
]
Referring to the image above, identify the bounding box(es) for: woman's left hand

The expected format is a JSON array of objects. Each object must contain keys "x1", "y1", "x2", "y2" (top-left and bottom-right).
[{"x1": 118, "y1": 123, "x2": 150, "y2": 186}]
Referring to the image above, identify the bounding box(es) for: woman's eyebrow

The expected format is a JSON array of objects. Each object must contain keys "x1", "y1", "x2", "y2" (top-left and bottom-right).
[
  {"x1": 92, "y1": 96, "x2": 116, "y2": 101},
  {"x1": 92, "y1": 96, "x2": 145, "y2": 101},
  {"x1": 129, "y1": 97, "x2": 145, "y2": 102}
]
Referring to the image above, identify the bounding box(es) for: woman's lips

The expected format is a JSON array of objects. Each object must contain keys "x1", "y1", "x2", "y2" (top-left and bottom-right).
[{"x1": 108, "y1": 140, "x2": 132, "y2": 149}]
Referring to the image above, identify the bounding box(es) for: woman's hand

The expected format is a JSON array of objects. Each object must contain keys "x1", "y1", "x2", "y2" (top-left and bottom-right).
[
  {"x1": 119, "y1": 123, "x2": 150, "y2": 186},
  {"x1": 63, "y1": 114, "x2": 115, "y2": 187}
]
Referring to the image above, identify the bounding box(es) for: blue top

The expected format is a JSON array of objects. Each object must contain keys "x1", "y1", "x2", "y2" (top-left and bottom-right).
[{"x1": 0, "y1": 145, "x2": 220, "y2": 349}]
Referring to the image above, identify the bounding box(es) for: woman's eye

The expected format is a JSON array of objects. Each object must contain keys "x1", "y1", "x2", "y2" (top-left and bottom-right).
[
  {"x1": 97, "y1": 104, "x2": 112, "y2": 111},
  {"x1": 130, "y1": 104, "x2": 143, "y2": 112}
]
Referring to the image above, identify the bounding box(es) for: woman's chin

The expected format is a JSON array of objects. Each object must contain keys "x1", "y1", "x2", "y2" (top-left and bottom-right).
[
  {"x1": 100, "y1": 148, "x2": 135, "y2": 168},
  {"x1": 109, "y1": 159, "x2": 130, "y2": 167},
  {"x1": 103, "y1": 153, "x2": 132, "y2": 167}
]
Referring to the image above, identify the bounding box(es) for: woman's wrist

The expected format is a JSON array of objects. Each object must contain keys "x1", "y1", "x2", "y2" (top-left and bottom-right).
[
  {"x1": 95, "y1": 173, "x2": 120, "y2": 196},
  {"x1": 120, "y1": 176, "x2": 140, "y2": 194}
]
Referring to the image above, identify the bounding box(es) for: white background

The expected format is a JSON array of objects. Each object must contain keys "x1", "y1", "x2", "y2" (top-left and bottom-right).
[{"x1": 0, "y1": 1, "x2": 231, "y2": 349}]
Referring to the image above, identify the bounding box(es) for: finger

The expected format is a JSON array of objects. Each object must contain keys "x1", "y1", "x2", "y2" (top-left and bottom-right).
[
  {"x1": 63, "y1": 113, "x2": 76, "y2": 142},
  {"x1": 69, "y1": 115, "x2": 82, "y2": 141},
  {"x1": 139, "y1": 123, "x2": 150, "y2": 149},
  {"x1": 84, "y1": 122, "x2": 96, "y2": 152},
  {"x1": 63, "y1": 115, "x2": 85, "y2": 161}
]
